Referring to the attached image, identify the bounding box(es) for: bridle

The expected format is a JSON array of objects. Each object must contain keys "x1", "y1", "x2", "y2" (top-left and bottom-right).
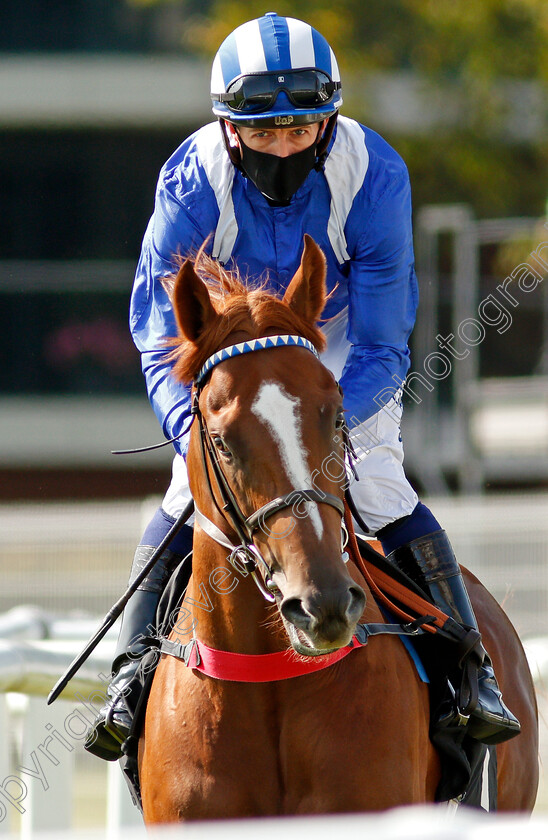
[
  {"x1": 156, "y1": 335, "x2": 476, "y2": 689},
  {"x1": 191, "y1": 334, "x2": 354, "y2": 602}
]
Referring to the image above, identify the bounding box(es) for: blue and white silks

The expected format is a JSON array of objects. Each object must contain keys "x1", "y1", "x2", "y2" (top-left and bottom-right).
[{"x1": 130, "y1": 115, "x2": 418, "y2": 471}]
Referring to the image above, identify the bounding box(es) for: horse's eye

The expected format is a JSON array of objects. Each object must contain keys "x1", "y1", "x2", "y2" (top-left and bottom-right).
[
  {"x1": 211, "y1": 435, "x2": 232, "y2": 458},
  {"x1": 335, "y1": 411, "x2": 346, "y2": 431}
]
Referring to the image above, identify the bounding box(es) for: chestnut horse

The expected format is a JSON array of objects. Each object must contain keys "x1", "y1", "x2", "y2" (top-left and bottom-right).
[{"x1": 138, "y1": 237, "x2": 538, "y2": 821}]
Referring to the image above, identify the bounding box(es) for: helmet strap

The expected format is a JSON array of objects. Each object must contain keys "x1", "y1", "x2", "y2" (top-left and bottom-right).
[
  {"x1": 219, "y1": 119, "x2": 242, "y2": 168},
  {"x1": 315, "y1": 113, "x2": 338, "y2": 170}
]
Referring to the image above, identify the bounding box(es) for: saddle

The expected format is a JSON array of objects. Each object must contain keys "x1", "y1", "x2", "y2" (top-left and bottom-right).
[{"x1": 117, "y1": 540, "x2": 495, "y2": 812}]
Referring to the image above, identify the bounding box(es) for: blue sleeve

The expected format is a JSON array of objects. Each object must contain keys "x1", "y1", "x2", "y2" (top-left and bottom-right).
[
  {"x1": 129, "y1": 159, "x2": 219, "y2": 456},
  {"x1": 339, "y1": 168, "x2": 418, "y2": 423}
]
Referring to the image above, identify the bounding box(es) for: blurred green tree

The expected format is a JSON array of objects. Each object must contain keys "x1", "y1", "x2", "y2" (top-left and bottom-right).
[{"x1": 128, "y1": 0, "x2": 548, "y2": 217}]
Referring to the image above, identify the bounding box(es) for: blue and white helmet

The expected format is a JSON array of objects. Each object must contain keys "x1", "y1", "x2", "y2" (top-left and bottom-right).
[{"x1": 211, "y1": 12, "x2": 342, "y2": 127}]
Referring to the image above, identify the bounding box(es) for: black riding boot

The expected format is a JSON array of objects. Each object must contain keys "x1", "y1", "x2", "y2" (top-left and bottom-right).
[
  {"x1": 84, "y1": 545, "x2": 183, "y2": 761},
  {"x1": 387, "y1": 530, "x2": 521, "y2": 745}
]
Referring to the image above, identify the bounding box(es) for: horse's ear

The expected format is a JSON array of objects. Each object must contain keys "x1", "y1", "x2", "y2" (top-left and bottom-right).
[
  {"x1": 282, "y1": 235, "x2": 327, "y2": 324},
  {"x1": 172, "y1": 259, "x2": 217, "y2": 342}
]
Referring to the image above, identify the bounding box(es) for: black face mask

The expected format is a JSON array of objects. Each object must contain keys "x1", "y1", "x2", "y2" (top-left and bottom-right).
[{"x1": 238, "y1": 139, "x2": 318, "y2": 204}]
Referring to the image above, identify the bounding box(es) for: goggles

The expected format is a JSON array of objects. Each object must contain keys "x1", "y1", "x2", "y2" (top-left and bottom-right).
[{"x1": 215, "y1": 69, "x2": 341, "y2": 114}]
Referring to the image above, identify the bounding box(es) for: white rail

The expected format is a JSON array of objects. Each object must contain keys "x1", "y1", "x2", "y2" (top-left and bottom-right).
[{"x1": 0, "y1": 616, "x2": 142, "y2": 837}]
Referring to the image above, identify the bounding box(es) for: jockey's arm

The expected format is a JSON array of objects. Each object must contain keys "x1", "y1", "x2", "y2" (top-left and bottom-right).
[
  {"x1": 339, "y1": 168, "x2": 418, "y2": 424},
  {"x1": 129, "y1": 156, "x2": 215, "y2": 457}
]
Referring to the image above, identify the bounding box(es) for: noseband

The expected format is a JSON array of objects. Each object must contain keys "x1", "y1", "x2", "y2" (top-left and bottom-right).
[{"x1": 192, "y1": 335, "x2": 351, "y2": 601}]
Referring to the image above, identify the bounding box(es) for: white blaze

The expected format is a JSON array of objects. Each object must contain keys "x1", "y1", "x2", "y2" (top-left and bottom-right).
[{"x1": 252, "y1": 382, "x2": 323, "y2": 539}]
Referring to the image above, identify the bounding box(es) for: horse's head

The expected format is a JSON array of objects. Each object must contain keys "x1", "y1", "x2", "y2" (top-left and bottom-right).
[{"x1": 168, "y1": 236, "x2": 366, "y2": 655}]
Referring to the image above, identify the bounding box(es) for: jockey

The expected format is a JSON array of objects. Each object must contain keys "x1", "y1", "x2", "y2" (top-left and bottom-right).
[{"x1": 85, "y1": 12, "x2": 520, "y2": 760}]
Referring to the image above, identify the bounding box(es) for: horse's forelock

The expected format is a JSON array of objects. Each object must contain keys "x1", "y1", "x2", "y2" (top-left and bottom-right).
[{"x1": 168, "y1": 254, "x2": 326, "y2": 384}]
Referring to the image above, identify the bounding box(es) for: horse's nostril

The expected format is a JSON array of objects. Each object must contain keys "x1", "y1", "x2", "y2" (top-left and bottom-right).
[
  {"x1": 281, "y1": 583, "x2": 365, "y2": 642},
  {"x1": 280, "y1": 597, "x2": 312, "y2": 631},
  {"x1": 347, "y1": 585, "x2": 366, "y2": 622}
]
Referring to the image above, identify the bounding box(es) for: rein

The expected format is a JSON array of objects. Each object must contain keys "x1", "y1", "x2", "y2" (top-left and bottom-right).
[{"x1": 342, "y1": 503, "x2": 450, "y2": 635}]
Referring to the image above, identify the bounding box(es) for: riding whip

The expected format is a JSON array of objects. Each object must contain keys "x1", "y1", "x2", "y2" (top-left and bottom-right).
[{"x1": 46, "y1": 499, "x2": 194, "y2": 705}]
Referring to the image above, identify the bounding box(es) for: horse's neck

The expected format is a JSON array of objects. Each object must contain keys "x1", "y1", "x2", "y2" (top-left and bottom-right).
[{"x1": 179, "y1": 531, "x2": 282, "y2": 655}]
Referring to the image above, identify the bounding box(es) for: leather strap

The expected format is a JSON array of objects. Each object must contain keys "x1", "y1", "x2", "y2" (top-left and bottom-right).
[
  {"x1": 159, "y1": 615, "x2": 434, "y2": 683},
  {"x1": 194, "y1": 506, "x2": 235, "y2": 551},
  {"x1": 344, "y1": 502, "x2": 451, "y2": 634},
  {"x1": 246, "y1": 488, "x2": 344, "y2": 532}
]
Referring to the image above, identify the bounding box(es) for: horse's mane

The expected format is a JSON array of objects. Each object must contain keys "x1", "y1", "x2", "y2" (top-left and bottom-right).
[{"x1": 165, "y1": 250, "x2": 327, "y2": 384}]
